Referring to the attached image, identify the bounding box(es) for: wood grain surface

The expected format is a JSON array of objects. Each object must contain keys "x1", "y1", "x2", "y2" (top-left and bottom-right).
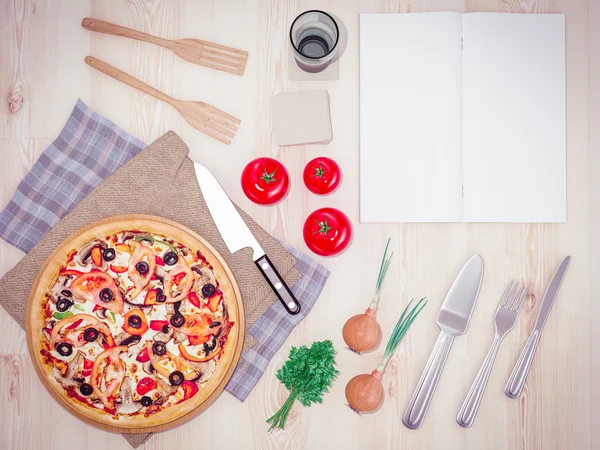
[{"x1": 0, "y1": 0, "x2": 597, "y2": 449}]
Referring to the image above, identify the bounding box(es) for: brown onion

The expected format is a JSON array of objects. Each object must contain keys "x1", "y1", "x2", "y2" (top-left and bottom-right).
[
  {"x1": 342, "y1": 308, "x2": 381, "y2": 353},
  {"x1": 342, "y1": 239, "x2": 393, "y2": 354},
  {"x1": 344, "y1": 298, "x2": 427, "y2": 415},
  {"x1": 345, "y1": 370, "x2": 384, "y2": 413}
]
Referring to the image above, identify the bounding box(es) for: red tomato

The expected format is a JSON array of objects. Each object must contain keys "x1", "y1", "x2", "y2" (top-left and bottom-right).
[
  {"x1": 149, "y1": 320, "x2": 169, "y2": 331},
  {"x1": 241, "y1": 157, "x2": 290, "y2": 206},
  {"x1": 59, "y1": 269, "x2": 84, "y2": 277},
  {"x1": 207, "y1": 292, "x2": 222, "y2": 313},
  {"x1": 144, "y1": 289, "x2": 160, "y2": 306},
  {"x1": 188, "y1": 334, "x2": 211, "y2": 346},
  {"x1": 136, "y1": 348, "x2": 150, "y2": 363},
  {"x1": 66, "y1": 318, "x2": 83, "y2": 330},
  {"x1": 82, "y1": 358, "x2": 93, "y2": 376},
  {"x1": 109, "y1": 264, "x2": 128, "y2": 273},
  {"x1": 136, "y1": 377, "x2": 157, "y2": 396},
  {"x1": 303, "y1": 208, "x2": 352, "y2": 257},
  {"x1": 122, "y1": 310, "x2": 149, "y2": 336},
  {"x1": 91, "y1": 246, "x2": 103, "y2": 266},
  {"x1": 188, "y1": 291, "x2": 201, "y2": 309},
  {"x1": 180, "y1": 380, "x2": 199, "y2": 402},
  {"x1": 303, "y1": 157, "x2": 342, "y2": 195},
  {"x1": 173, "y1": 272, "x2": 187, "y2": 286},
  {"x1": 83, "y1": 358, "x2": 94, "y2": 371}
]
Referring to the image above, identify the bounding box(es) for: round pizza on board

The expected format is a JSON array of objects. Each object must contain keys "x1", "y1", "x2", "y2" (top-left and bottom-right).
[{"x1": 26, "y1": 216, "x2": 243, "y2": 432}]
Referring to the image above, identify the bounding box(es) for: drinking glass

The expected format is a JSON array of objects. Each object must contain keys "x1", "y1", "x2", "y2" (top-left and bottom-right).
[{"x1": 290, "y1": 10, "x2": 339, "y2": 73}]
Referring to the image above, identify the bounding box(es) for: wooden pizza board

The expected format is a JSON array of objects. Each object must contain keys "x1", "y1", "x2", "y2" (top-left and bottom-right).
[{"x1": 26, "y1": 215, "x2": 245, "y2": 434}]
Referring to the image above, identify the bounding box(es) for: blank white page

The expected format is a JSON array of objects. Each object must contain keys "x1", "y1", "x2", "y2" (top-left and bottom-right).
[
  {"x1": 360, "y1": 13, "x2": 463, "y2": 222},
  {"x1": 462, "y1": 13, "x2": 566, "y2": 222}
]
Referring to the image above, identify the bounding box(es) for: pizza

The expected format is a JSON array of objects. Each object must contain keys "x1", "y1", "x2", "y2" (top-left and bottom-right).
[{"x1": 27, "y1": 217, "x2": 242, "y2": 430}]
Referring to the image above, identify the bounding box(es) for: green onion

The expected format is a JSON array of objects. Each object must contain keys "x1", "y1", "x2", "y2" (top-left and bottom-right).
[
  {"x1": 368, "y1": 238, "x2": 393, "y2": 310},
  {"x1": 345, "y1": 297, "x2": 427, "y2": 413},
  {"x1": 376, "y1": 297, "x2": 427, "y2": 372}
]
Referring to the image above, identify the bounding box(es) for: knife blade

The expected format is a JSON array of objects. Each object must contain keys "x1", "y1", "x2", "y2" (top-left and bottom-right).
[
  {"x1": 193, "y1": 162, "x2": 301, "y2": 315},
  {"x1": 402, "y1": 254, "x2": 484, "y2": 430},
  {"x1": 504, "y1": 256, "x2": 571, "y2": 398},
  {"x1": 532, "y1": 256, "x2": 571, "y2": 332}
]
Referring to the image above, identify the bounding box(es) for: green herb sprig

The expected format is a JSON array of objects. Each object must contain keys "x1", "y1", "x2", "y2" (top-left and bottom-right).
[{"x1": 266, "y1": 340, "x2": 339, "y2": 431}]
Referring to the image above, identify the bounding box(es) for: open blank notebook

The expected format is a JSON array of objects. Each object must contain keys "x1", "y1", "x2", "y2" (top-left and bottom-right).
[{"x1": 359, "y1": 13, "x2": 566, "y2": 223}]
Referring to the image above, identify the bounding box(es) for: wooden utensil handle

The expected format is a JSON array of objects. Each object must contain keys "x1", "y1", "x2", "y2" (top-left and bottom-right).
[
  {"x1": 82, "y1": 17, "x2": 170, "y2": 48},
  {"x1": 84, "y1": 56, "x2": 175, "y2": 106}
]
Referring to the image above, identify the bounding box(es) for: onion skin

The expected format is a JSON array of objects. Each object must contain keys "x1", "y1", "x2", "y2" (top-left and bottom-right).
[
  {"x1": 342, "y1": 308, "x2": 381, "y2": 353},
  {"x1": 345, "y1": 370, "x2": 384, "y2": 413}
]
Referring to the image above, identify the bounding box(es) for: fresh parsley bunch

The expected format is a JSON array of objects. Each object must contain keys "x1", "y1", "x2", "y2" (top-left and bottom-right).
[{"x1": 266, "y1": 340, "x2": 339, "y2": 431}]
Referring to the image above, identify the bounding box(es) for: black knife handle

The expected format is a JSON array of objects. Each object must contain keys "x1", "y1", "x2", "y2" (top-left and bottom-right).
[{"x1": 255, "y1": 254, "x2": 301, "y2": 315}]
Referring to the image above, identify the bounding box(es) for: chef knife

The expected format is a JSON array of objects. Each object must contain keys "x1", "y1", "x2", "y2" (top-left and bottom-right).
[
  {"x1": 504, "y1": 256, "x2": 571, "y2": 399},
  {"x1": 194, "y1": 162, "x2": 301, "y2": 315},
  {"x1": 402, "y1": 254, "x2": 484, "y2": 430}
]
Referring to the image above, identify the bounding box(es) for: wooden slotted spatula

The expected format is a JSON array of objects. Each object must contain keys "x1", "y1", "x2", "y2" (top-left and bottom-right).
[
  {"x1": 82, "y1": 17, "x2": 248, "y2": 76},
  {"x1": 85, "y1": 56, "x2": 240, "y2": 144}
]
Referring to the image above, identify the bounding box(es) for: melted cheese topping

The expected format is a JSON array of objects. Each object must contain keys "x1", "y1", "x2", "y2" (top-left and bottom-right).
[{"x1": 42, "y1": 230, "x2": 231, "y2": 417}]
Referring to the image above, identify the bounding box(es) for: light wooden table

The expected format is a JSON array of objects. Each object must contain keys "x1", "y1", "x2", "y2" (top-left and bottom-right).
[{"x1": 1, "y1": 0, "x2": 598, "y2": 449}]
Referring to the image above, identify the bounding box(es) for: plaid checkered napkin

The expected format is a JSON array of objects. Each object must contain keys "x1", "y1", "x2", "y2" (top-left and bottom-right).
[
  {"x1": 0, "y1": 100, "x2": 145, "y2": 253},
  {"x1": 0, "y1": 99, "x2": 329, "y2": 403}
]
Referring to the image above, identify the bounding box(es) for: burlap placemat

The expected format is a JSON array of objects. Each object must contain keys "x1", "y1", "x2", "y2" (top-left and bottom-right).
[{"x1": 0, "y1": 131, "x2": 301, "y2": 446}]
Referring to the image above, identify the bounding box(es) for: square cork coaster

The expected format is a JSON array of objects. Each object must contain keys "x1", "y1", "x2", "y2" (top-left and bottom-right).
[
  {"x1": 271, "y1": 90, "x2": 332, "y2": 146},
  {"x1": 288, "y1": 51, "x2": 339, "y2": 81}
]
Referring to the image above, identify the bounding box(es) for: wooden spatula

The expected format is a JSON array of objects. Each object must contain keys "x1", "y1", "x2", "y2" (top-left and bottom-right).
[
  {"x1": 82, "y1": 17, "x2": 248, "y2": 76},
  {"x1": 85, "y1": 56, "x2": 240, "y2": 144}
]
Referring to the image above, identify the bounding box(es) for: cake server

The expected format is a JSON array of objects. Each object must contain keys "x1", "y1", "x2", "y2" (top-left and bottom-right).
[
  {"x1": 194, "y1": 162, "x2": 301, "y2": 315},
  {"x1": 504, "y1": 256, "x2": 571, "y2": 399},
  {"x1": 402, "y1": 254, "x2": 484, "y2": 429}
]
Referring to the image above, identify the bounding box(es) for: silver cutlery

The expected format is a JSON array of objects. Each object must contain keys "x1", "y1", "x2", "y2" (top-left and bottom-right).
[
  {"x1": 194, "y1": 162, "x2": 302, "y2": 315},
  {"x1": 504, "y1": 256, "x2": 571, "y2": 398},
  {"x1": 402, "y1": 254, "x2": 484, "y2": 430},
  {"x1": 456, "y1": 281, "x2": 528, "y2": 427}
]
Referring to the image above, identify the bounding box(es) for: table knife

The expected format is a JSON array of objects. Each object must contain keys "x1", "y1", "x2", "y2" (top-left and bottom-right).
[
  {"x1": 504, "y1": 256, "x2": 571, "y2": 399},
  {"x1": 402, "y1": 254, "x2": 484, "y2": 430},
  {"x1": 193, "y1": 162, "x2": 301, "y2": 315}
]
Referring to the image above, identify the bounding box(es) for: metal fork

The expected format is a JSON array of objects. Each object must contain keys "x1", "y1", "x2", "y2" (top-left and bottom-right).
[{"x1": 456, "y1": 281, "x2": 528, "y2": 428}]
